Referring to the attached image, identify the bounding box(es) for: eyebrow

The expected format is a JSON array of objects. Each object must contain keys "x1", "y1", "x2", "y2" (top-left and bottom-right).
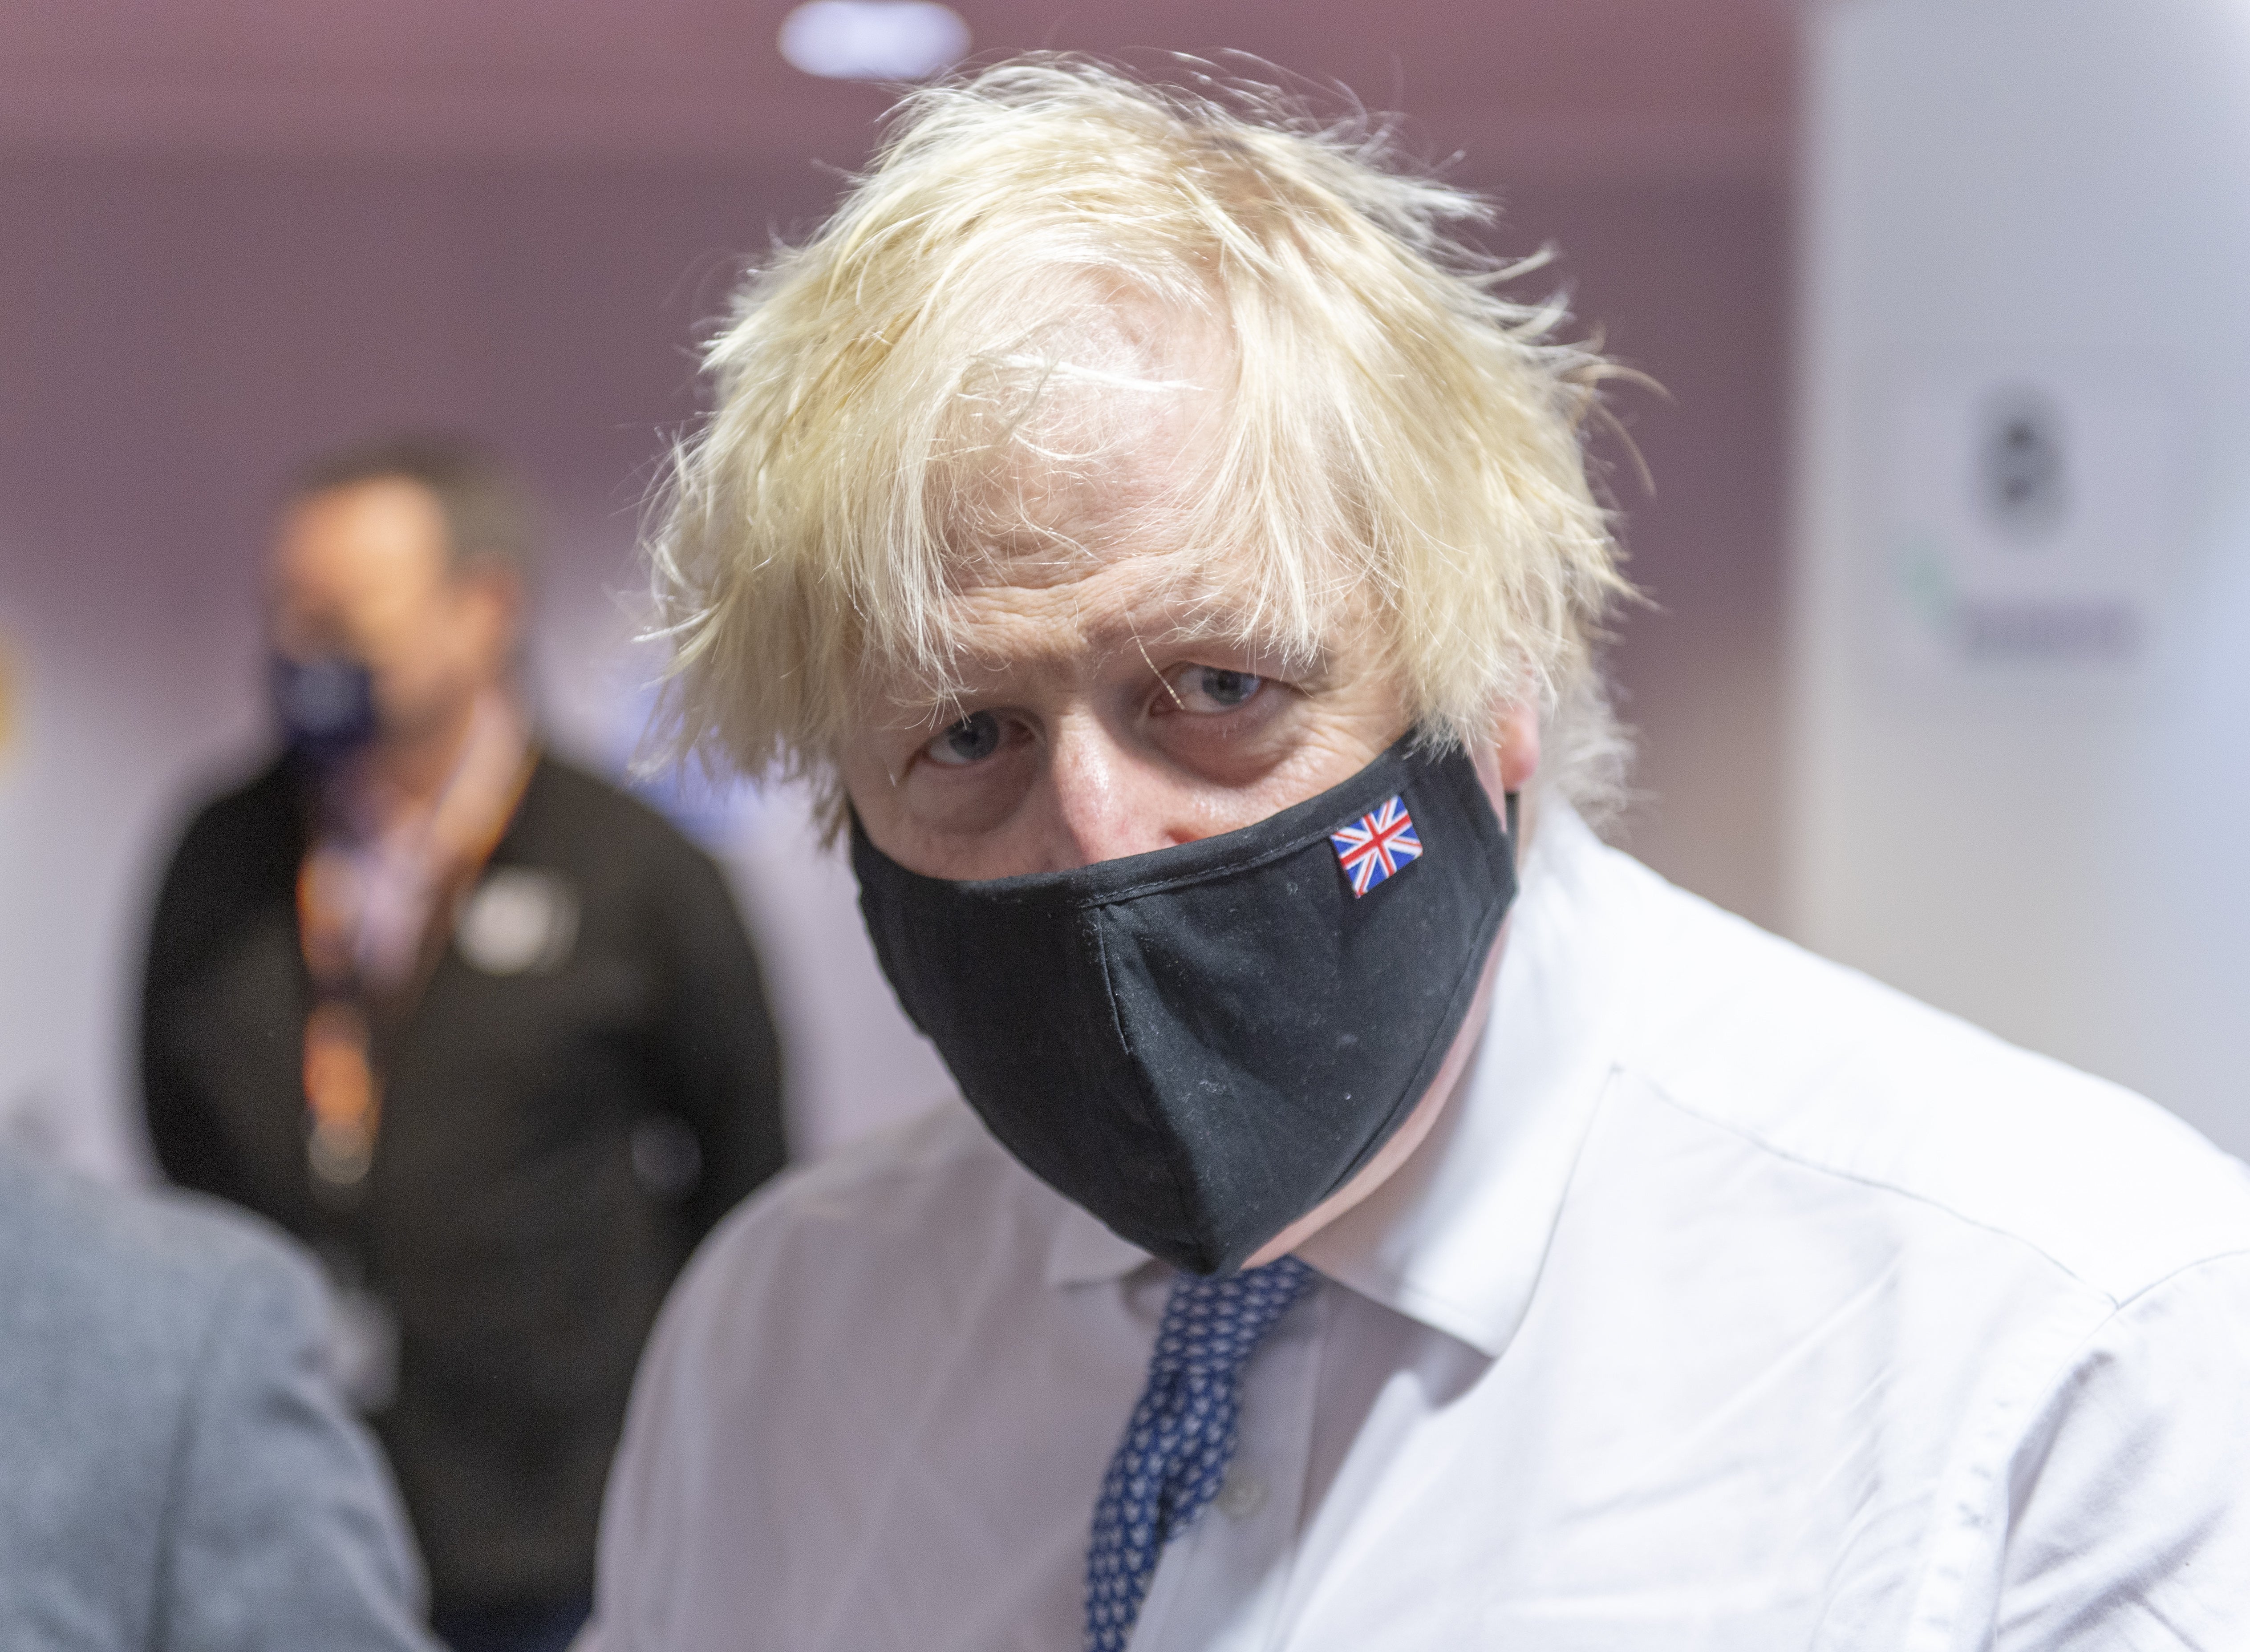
[{"x1": 1123, "y1": 606, "x2": 1335, "y2": 677}]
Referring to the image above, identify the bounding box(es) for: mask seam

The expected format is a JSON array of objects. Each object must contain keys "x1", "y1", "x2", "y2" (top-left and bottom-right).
[{"x1": 1090, "y1": 918, "x2": 1205, "y2": 1266}]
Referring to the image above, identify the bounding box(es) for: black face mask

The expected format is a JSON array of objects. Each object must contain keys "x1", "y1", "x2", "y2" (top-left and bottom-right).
[
  {"x1": 851, "y1": 736, "x2": 1517, "y2": 1276},
  {"x1": 270, "y1": 653, "x2": 379, "y2": 765}
]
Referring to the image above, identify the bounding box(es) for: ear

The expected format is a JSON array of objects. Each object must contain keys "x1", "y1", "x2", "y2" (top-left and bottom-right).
[
  {"x1": 1467, "y1": 700, "x2": 1541, "y2": 827},
  {"x1": 1495, "y1": 700, "x2": 1541, "y2": 793}
]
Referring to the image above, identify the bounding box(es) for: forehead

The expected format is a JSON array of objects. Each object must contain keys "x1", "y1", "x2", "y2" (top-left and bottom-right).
[
  {"x1": 941, "y1": 302, "x2": 1224, "y2": 566},
  {"x1": 269, "y1": 478, "x2": 450, "y2": 603}
]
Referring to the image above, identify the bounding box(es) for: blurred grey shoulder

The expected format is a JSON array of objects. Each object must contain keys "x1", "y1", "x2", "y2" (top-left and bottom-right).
[
  {"x1": 0, "y1": 1158, "x2": 326, "y2": 1642},
  {"x1": 0, "y1": 1153, "x2": 322, "y2": 1367},
  {"x1": 0, "y1": 1155, "x2": 436, "y2": 1652}
]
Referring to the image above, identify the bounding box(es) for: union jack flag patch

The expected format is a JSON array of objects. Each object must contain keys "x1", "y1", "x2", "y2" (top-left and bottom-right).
[{"x1": 1330, "y1": 795, "x2": 1423, "y2": 897}]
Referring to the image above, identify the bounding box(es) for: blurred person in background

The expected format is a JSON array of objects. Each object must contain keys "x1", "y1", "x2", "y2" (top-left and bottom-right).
[
  {"x1": 587, "y1": 61, "x2": 2250, "y2": 1651},
  {"x1": 140, "y1": 434, "x2": 787, "y2": 1652},
  {"x1": 0, "y1": 1149, "x2": 436, "y2": 1652}
]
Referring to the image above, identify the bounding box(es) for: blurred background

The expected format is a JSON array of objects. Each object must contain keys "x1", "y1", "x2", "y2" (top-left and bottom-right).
[{"x1": 2, "y1": 0, "x2": 2246, "y2": 1185}]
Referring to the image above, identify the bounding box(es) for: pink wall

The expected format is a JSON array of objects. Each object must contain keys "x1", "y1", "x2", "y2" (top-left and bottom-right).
[{"x1": 1508, "y1": 178, "x2": 1792, "y2": 925}]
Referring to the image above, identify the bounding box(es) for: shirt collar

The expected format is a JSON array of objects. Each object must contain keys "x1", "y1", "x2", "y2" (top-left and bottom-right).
[{"x1": 1043, "y1": 805, "x2": 1642, "y2": 1357}]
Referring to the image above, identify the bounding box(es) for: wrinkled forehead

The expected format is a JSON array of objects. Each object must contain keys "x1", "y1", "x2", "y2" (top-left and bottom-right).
[{"x1": 937, "y1": 550, "x2": 1303, "y2": 663}]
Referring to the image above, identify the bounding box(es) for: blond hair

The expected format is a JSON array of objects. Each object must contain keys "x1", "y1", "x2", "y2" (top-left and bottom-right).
[{"x1": 649, "y1": 57, "x2": 1630, "y2": 810}]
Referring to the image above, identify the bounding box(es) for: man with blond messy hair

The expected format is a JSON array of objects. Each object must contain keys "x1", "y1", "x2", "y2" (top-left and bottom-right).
[{"x1": 587, "y1": 59, "x2": 2250, "y2": 1651}]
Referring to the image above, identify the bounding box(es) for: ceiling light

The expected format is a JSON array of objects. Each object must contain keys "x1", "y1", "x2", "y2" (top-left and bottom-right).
[{"x1": 778, "y1": 1, "x2": 971, "y2": 82}]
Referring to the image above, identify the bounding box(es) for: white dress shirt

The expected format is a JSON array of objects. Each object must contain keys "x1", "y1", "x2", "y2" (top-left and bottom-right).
[{"x1": 587, "y1": 808, "x2": 2250, "y2": 1651}]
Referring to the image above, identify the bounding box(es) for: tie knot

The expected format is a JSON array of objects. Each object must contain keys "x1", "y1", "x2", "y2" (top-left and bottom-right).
[{"x1": 1152, "y1": 1255, "x2": 1317, "y2": 1379}]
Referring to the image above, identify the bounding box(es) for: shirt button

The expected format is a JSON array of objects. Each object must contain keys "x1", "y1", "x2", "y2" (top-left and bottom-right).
[{"x1": 1215, "y1": 1472, "x2": 1266, "y2": 1519}]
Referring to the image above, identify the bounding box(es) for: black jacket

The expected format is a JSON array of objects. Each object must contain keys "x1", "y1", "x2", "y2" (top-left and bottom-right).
[{"x1": 142, "y1": 752, "x2": 786, "y2": 1615}]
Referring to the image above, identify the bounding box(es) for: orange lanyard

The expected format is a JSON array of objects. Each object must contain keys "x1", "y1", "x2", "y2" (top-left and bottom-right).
[{"x1": 297, "y1": 751, "x2": 536, "y2": 1203}]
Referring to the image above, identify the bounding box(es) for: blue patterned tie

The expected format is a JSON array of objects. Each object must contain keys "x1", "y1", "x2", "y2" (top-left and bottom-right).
[{"x1": 1084, "y1": 1256, "x2": 1318, "y2": 1651}]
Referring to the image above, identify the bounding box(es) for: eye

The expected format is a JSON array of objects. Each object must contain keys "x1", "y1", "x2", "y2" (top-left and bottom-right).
[
  {"x1": 1170, "y1": 666, "x2": 1264, "y2": 714},
  {"x1": 923, "y1": 711, "x2": 1006, "y2": 767}
]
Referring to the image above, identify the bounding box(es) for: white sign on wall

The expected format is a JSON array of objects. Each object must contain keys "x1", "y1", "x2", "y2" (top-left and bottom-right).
[{"x1": 1881, "y1": 371, "x2": 2185, "y2": 684}]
